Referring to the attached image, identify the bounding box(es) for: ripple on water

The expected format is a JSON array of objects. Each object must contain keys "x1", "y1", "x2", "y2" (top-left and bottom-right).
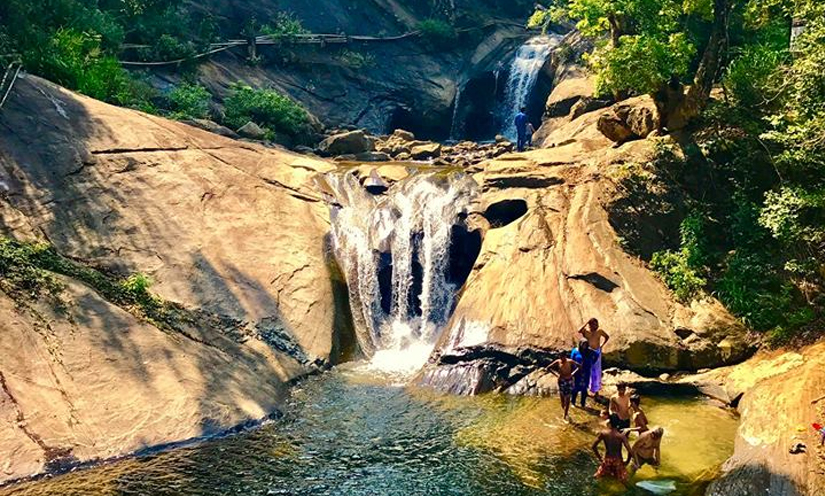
[{"x1": 0, "y1": 368, "x2": 737, "y2": 496}]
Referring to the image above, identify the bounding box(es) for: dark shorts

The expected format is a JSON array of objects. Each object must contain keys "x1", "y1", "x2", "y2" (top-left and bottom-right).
[
  {"x1": 558, "y1": 377, "x2": 574, "y2": 397},
  {"x1": 617, "y1": 417, "x2": 631, "y2": 430}
]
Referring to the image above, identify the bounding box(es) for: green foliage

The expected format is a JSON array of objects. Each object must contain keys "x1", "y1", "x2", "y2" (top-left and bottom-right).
[
  {"x1": 0, "y1": 237, "x2": 175, "y2": 328},
  {"x1": 337, "y1": 50, "x2": 375, "y2": 69},
  {"x1": 0, "y1": 0, "x2": 210, "y2": 108},
  {"x1": 651, "y1": 212, "x2": 710, "y2": 301},
  {"x1": 224, "y1": 84, "x2": 311, "y2": 139},
  {"x1": 589, "y1": 33, "x2": 695, "y2": 96},
  {"x1": 723, "y1": 43, "x2": 787, "y2": 108},
  {"x1": 261, "y1": 12, "x2": 308, "y2": 38},
  {"x1": 168, "y1": 83, "x2": 212, "y2": 120},
  {"x1": 0, "y1": 238, "x2": 63, "y2": 300},
  {"x1": 417, "y1": 19, "x2": 458, "y2": 48}
]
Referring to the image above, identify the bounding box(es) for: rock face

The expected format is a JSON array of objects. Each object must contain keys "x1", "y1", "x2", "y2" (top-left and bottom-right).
[
  {"x1": 419, "y1": 99, "x2": 751, "y2": 395},
  {"x1": 318, "y1": 130, "x2": 374, "y2": 156},
  {"x1": 0, "y1": 76, "x2": 352, "y2": 483},
  {"x1": 687, "y1": 342, "x2": 825, "y2": 496},
  {"x1": 597, "y1": 99, "x2": 659, "y2": 143}
]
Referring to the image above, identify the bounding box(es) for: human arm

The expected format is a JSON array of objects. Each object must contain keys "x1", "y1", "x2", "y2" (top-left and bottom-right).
[
  {"x1": 591, "y1": 435, "x2": 604, "y2": 462},
  {"x1": 600, "y1": 329, "x2": 610, "y2": 348},
  {"x1": 653, "y1": 444, "x2": 661, "y2": 467},
  {"x1": 622, "y1": 434, "x2": 633, "y2": 465},
  {"x1": 547, "y1": 360, "x2": 560, "y2": 377}
]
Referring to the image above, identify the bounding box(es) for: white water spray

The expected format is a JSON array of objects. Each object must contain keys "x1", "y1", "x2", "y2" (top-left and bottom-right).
[
  {"x1": 499, "y1": 35, "x2": 561, "y2": 140},
  {"x1": 321, "y1": 170, "x2": 478, "y2": 376}
]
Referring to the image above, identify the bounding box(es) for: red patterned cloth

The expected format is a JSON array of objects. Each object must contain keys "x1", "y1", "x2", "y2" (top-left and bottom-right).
[{"x1": 595, "y1": 456, "x2": 628, "y2": 482}]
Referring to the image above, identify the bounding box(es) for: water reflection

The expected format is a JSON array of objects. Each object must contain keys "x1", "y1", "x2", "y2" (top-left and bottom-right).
[{"x1": 1, "y1": 366, "x2": 737, "y2": 496}]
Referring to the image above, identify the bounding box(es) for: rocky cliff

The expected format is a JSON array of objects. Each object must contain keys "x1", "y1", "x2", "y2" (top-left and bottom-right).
[
  {"x1": 146, "y1": 0, "x2": 538, "y2": 141},
  {"x1": 413, "y1": 96, "x2": 751, "y2": 395},
  {"x1": 0, "y1": 75, "x2": 352, "y2": 483}
]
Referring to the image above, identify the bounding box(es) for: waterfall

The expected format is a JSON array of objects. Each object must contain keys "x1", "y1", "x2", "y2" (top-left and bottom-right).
[
  {"x1": 499, "y1": 35, "x2": 561, "y2": 140},
  {"x1": 321, "y1": 170, "x2": 478, "y2": 376},
  {"x1": 449, "y1": 84, "x2": 463, "y2": 140}
]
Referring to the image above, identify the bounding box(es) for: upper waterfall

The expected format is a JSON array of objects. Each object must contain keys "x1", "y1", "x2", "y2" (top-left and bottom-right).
[
  {"x1": 320, "y1": 170, "x2": 480, "y2": 376},
  {"x1": 499, "y1": 35, "x2": 561, "y2": 140}
]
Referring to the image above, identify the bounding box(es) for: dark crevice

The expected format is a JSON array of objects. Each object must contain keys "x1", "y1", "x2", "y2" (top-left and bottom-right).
[
  {"x1": 567, "y1": 272, "x2": 620, "y2": 293},
  {"x1": 484, "y1": 199, "x2": 528, "y2": 228}
]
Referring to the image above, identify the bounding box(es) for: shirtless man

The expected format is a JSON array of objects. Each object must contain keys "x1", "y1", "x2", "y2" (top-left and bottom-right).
[
  {"x1": 592, "y1": 415, "x2": 633, "y2": 484},
  {"x1": 628, "y1": 395, "x2": 649, "y2": 435},
  {"x1": 609, "y1": 383, "x2": 632, "y2": 431},
  {"x1": 632, "y1": 427, "x2": 664, "y2": 469},
  {"x1": 548, "y1": 355, "x2": 580, "y2": 421},
  {"x1": 577, "y1": 318, "x2": 609, "y2": 399}
]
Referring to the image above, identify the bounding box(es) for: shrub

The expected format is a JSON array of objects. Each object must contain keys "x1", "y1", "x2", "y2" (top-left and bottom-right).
[
  {"x1": 223, "y1": 83, "x2": 311, "y2": 139},
  {"x1": 723, "y1": 43, "x2": 786, "y2": 108},
  {"x1": 417, "y1": 19, "x2": 458, "y2": 48},
  {"x1": 650, "y1": 212, "x2": 710, "y2": 302},
  {"x1": 261, "y1": 12, "x2": 308, "y2": 38},
  {"x1": 168, "y1": 83, "x2": 211, "y2": 120},
  {"x1": 0, "y1": 238, "x2": 63, "y2": 300},
  {"x1": 337, "y1": 49, "x2": 374, "y2": 69}
]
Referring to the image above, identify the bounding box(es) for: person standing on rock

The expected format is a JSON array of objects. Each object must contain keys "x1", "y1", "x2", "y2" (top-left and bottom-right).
[
  {"x1": 592, "y1": 415, "x2": 633, "y2": 484},
  {"x1": 515, "y1": 107, "x2": 529, "y2": 152},
  {"x1": 548, "y1": 354, "x2": 580, "y2": 421},
  {"x1": 577, "y1": 318, "x2": 610, "y2": 400},
  {"x1": 571, "y1": 339, "x2": 594, "y2": 409}
]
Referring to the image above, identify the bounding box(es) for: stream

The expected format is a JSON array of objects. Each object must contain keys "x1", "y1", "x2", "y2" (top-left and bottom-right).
[{"x1": 1, "y1": 364, "x2": 736, "y2": 496}]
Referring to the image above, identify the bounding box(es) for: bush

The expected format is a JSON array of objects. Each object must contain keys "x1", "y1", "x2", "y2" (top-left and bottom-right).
[
  {"x1": 723, "y1": 43, "x2": 786, "y2": 108},
  {"x1": 261, "y1": 12, "x2": 308, "y2": 38},
  {"x1": 337, "y1": 49, "x2": 374, "y2": 69},
  {"x1": 650, "y1": 212, "x2": 710, "y2": 302},
  {"x1": 0, "y1": 238, "x2": 63, "y2": 300},
  {"x1": 223, "y1": 83, "x2": 311, "y2": 139},
  {"x1": 651, "y1": 249, "x2": 707, "y2": 302},
  {"x1": 168, "y1": 83, "x2": 211, "y2": 120},
  {"x1": 417, "y1": 19, "x2": 458, "y2": 48}
]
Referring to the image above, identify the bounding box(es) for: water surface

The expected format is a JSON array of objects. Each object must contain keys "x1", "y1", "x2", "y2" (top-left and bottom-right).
[{"x1": 1, "y1": 366, "x2": 737, "y2": 496}]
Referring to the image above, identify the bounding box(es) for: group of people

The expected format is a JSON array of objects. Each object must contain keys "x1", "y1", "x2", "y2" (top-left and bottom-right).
[{"x1": 546, "y1": 318, "x2": 665, "y2": 485}]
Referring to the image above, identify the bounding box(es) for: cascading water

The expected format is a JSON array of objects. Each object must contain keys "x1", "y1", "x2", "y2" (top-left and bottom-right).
[
  {"x1": 320, "y1": 170, "x2": 478, "y2": 376},
  {"x1": 499, "y1": 35, "x2": 561, "y2": 140}
]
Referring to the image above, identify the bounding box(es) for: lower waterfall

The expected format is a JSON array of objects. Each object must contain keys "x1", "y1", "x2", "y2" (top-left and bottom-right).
[{"x1": 320, "y1": 170, "x2": 479, "y2": 375}]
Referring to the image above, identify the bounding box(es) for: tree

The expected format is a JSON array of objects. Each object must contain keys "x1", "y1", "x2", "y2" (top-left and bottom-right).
[{"x1": 533, "y1": 0, "x2": 740, "y2": 129}]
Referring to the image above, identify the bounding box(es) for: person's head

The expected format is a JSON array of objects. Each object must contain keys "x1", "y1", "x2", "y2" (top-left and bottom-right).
[
  {"x1": 652, "y1": 427, "x2": 664, "y2": 439},
  {"x1": 579, "y1": 339, "x2": 590, "y2": 352},
  {"x1": 617, "y1": 382, "x2": 628, "y2": 395},
  {"x1": 588, "y1": 318, "x2": 599, "y2": 331},
  {"x1": 600, "y1": 409, "x2": 609, "y2": 420},
  {"x1": 608, "y1": 414, "x2": 623, "y2": 430},
  {"x1": 630, "y1": 394, "x2": 641, "y2": 407}
]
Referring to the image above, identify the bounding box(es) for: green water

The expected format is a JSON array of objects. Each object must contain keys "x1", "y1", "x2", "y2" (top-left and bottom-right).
[{"x1": 1, "y1": 365, "x2": 737, "y2": 496}]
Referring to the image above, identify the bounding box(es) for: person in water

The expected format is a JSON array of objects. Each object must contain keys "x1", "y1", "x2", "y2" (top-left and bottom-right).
[
  {"x1": 632, "y1": 427, "x2": 664, "y2": 469},
  {"x1": 577, "y1": 318, "x2": 610, "y2": 399},
  {"x1": 592, "y1": 414, "x2": 633, "y2": 484},
  {"x1": 570, "y1": 339, "x2": 594, "y2": 409},
  {"x1": 548, "y1": 354, "x2": 580, "y2": 421},
  {"x1": 628, "y1": 394, "x2": 649, "y2": 435},
  {"x1": 515, "y1": 107, "x2": 529, "y2": 152},
  {"x1": 609, "y1": 383, "x2": 633, "y2": 431}
]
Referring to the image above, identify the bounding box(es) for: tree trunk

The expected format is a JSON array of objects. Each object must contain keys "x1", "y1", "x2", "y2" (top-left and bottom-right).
[{"x1": 679, "y1": 0, "x2": 733, "y2": 121}]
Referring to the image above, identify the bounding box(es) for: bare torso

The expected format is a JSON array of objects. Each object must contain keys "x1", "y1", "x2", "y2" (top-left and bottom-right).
[
  {"x1": 611, "y1": 394, "x2": 631, "y2": 420},
  {"x1": 632, "y1": 431, "x2": 661, "y2": 460},
  {"x1": 602, "y1": 430, "x2": 627, "y2": 459}
]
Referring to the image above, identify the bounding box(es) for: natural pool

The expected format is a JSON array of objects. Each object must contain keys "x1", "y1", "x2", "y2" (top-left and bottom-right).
[{"x1": 1, "y1": 365, "x2": 737, "y2": 496}]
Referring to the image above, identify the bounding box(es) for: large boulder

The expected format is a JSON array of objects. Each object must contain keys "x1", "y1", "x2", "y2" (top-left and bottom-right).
[
  {"x1": 692, "y1": 342, "x2": 825, "y2": 496},
  {"x1": 0, "y1": 76, "x2": 349, "y2": 483},
  {"x1": 236, "y1": 121, "x2": 268, "y2": 140},
  {"x1": 420, "y1": 116, "x2": 751, "y2": 394},
  {"x1": 410, "y1": 142, "x2": 442, "y2": 160},
  {"x1": 597, "y1": 97, "x2": 660, "y2": 143},
  {"x1": 318, "y1": 129, "x2": 374, "y2": 156}
]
